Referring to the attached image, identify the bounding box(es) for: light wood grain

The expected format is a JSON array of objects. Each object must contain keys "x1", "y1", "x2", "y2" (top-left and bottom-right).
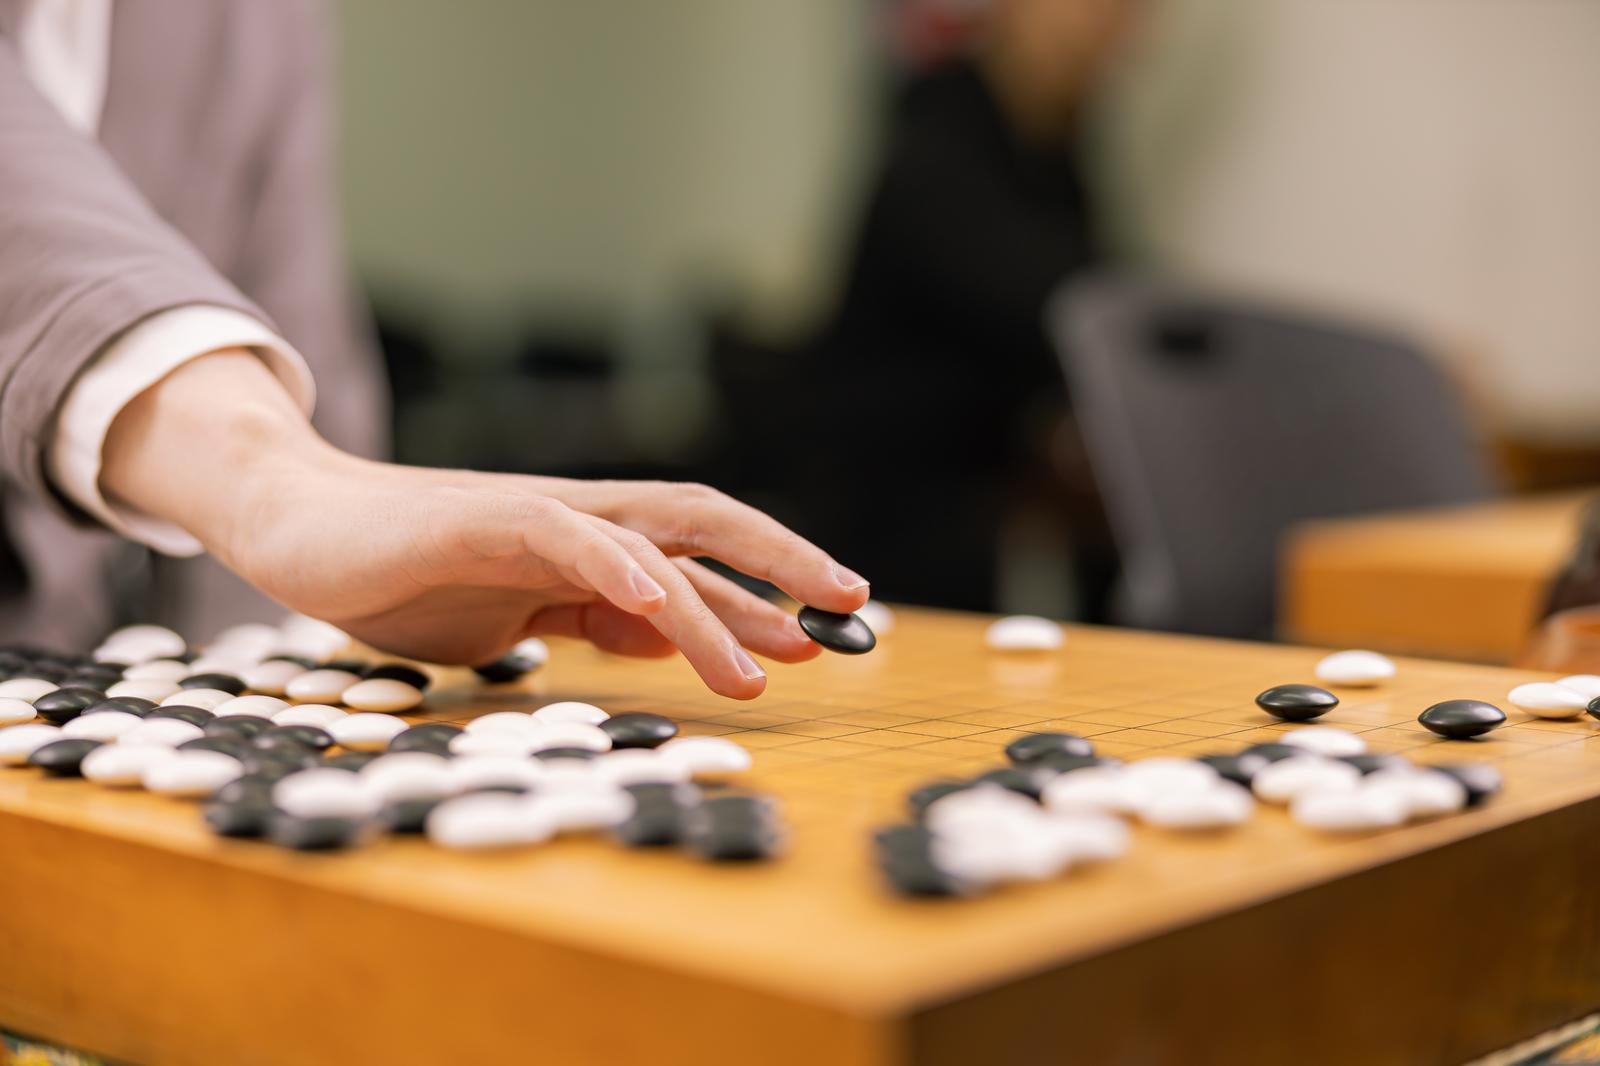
[
  {"x1": 1282, "y1": 490, "x2": 1594, "y2": 662},
  {"x1": 3, "y1": 609, "x2": 1599, "y2": 1064}
]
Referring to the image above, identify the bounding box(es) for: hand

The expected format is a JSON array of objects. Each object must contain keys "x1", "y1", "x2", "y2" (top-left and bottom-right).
[{"x1": 101, "y1": 351, "x2": 869, "y2": 698}]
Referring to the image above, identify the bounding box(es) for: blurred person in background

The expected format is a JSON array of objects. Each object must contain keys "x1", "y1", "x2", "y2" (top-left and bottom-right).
[
  {"x1": 784, "y1": 0, "x2": 1139, "y2": 615},
  {"x1": 0, "y1": 0, "x2": 867, "y2": 698}
]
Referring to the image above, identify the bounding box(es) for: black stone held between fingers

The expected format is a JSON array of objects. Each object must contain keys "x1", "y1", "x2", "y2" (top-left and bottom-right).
[
  {"x1": 1431, "y1": 762, "x2": 1503, "y2": 807},
  {"x1": 32, "y1": 687, "x2": 107, "y2": 724},
  {"x1": 1254, "y1": 684, "x2": 1340, "y2": 722},
  {"x1": 600, "y1": 712, "x2": 678, "y2": 750},
  {"x1": 180, "y1": 673, "x2": 246, "y2": 696},
  {"x1": 1004, "y1": 732, "x2": 1094, "y2": 765},
  {"x1": 27, "y1": 738, "x2": 103, "y2": 777},
  {"x1": 796, "y1": 606, "x2": 877, "y2": 655},
  {"x1": 1418, "y1": 699, "x2": 1507, "y2": 740},
  {"x1": 149, "y1": 705, "x2": 215, "y2": 727}
]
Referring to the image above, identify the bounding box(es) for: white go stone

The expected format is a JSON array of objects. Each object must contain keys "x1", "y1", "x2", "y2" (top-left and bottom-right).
[
  {"x1": 123, "y1": 659, "x2": 191, "y2": 682},
  {"x1": 464, "y1": 711, "x2": 543, "y2": 735},
  {"x1": 932, "y1": 820, "x2": 1069, "y2": 885},
  {"x1": 1252, "y1": 757, "x2": 1361, "y2": 804},
  {"x1": 360, "y1": 753, "x2": 454, "y2": 804},
  {"x1": 329, "y1": 712, "x2": 410, "y2": 751},
  {"x1": 528, "y1": 788, "x2": 635, "y2": 833},
  {"x1": 1555, "y1": 675, "x2": 1600, "y2": 701},
  {"x1": 276, "y1": 614, "x2": 350, "y2": 660},
  {"x1": 447, "y1": 754, "x2": 545, "y2": 794},
  {"x1": 1044, "y1": 813, "x2": 1131, "y2": 862},
  {"x1": 0, "y1": 697, "x2": 37, "y2": 725},
  {"x1": 656, "y1": 736, "x2": 752, "y2": 779},
  {"x1": 101, "y1": 625, "x2": 186, "y2": 661},
  {"x1": 1041, "y1": 767, "x2": 1129, "y2": 816},
  {"x1": 855, "y1": 599, "x2": 895, "y2": 636},
  {"x1": 273, "y1": 704, "x2": 347, "y2": 728},
  {"x1": 1362, "y1": 769, "x2": 1467, "y2": 820},
  {"x1": 342, "y1": 679, "x2": 424, "y2": 713},
  {"x1": 1314, "y1": 650, "x2": 1396, "y2": 687},
  {"x1": 1117, "y1": 758, "x2": 1220, "y2": 813},
  {"x1": 525, "y1": 722, "x2": 611, "y2": 753},
  {"x1": 510, "y1": 637, "x2": 550, "y2": 668},
  {"x1": 285, "y1": 669, "x2": 362, "y2": 704},
  {"x1": 923, "y1": 785, "x2": 1040, "y2": 837},
  {"x1": 240, "y1": 660, "x2": 306, "y2": 697},
  {"x1": 207, "y1": 623, "x2": 282, "y2": 657},
  {"x1": 0, "y1": 678, "x2": 61, "y2": 703},
  {"x1": 1279, "y1": 726, "x2": 1367, "y2": 758},
  {"x1": 185, "y1": 655, "x2": 257, "y2": 676},
  {"x1": 1291, "y1": 784, "x2": 1409, "y2": 832},
  {"x1": 426, "y1": 792, "x2": 555, "y2": 849},
  {"x1": 274, "y1": 768, "x2": 380, "y2": 819},
  {"x1": 144, "y1": 750, "x2": 243, "y2": 796},
  {"x1": 107, "y1": 679, "x2": 181, "y2": 702},
  {"x1": 984, "y1": 615, "x2": 1065, "y2": 652},
  {"x1": 1139, "y1": 781, "x2": 1255, "y2": 829},
  {"x1": 61, "y1": 711, "x2": 143, "y2": 742},
  {"x1": 592, "y1": 749, "x2": 688, "y2": 787},
  {"x1": 1507, "y1": 682, "x2": 1590, "y2": 719},
  {"x1": 120, "y1": 718, "x2": 205, "y2": 748},
  {"x1": 0, "y1": 723, "x2": 61, "y2": 764},
  {"x1": 530, "y1": 701, "x2": 609, "y2": 726},
  {"x1": 162, "y1": 688, "x2": 234, "y2": 711},
  {"x1": 81, "y1": 743, "x2": 175, "y2": 786},
  {"x1": 450, "y1": 731, "x2": 541, "y2": 758},
  {"x1": 213, "y1": 695, "x2": 290, "y2": 718}
]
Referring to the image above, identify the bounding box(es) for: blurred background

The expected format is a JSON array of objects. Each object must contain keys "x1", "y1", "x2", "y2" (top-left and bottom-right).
[{"x1": 333, "y1": 0, "x2": 1600, "y2": 650}]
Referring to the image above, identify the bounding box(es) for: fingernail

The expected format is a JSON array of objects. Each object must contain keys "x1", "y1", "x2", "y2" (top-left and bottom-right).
[
  {"x1": 630, "y1": 566, "x2": 666, "y2": 602},
  {"x1": 733, "y1": 647, "x2": 766, "y2": 681},
  {"x1": 832, "y1": 563, "x2": 869, "y2": 591}
]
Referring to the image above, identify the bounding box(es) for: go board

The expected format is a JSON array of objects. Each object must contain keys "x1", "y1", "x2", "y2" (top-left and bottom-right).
[{"x1": 4, "y1": 608, "x2": 1600, "y2": 1066}]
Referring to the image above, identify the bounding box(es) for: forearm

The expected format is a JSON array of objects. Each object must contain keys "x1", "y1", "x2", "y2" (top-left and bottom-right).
[{"x1": 99, "y1": 349, "x2": 353, "y2": 569}]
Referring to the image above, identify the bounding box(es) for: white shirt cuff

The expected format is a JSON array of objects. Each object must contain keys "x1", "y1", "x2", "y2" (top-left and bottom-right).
[{"x1": 48, "y1": 305, "x2": 317, "y2": 557}]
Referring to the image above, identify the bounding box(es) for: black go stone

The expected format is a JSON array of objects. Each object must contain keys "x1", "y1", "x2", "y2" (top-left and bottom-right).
[
  {"x1": 971, "y1": 766, "x2": 1052, "y2": 801},
  {"x1": 63, "y1": 670, "x2": 121, "y2": 689},
  {"x1": 256, "y1": 724, "x2": 334, "y2": 752},
  {"x1": 472, "y1": 649, "x2": 542, "y2": 684},
  {"x1": 323, "y1": 751, "x2": 380, "y2": 772},
  {"x1": 32, "y1": 687, "x2": 107, "y2": 724},
  {"x1": 149, "y1": 705, "x2": 215, "y2": 727},
  {"x1": 264, "y1": 654, "x2": 317, "y2": 670},
  {"x1": 907, "y1": 779, "x2": 974, "y2": 820},
  {"x1": 1432, "y1": 762, "x2": 1503, "y2": 807},
  {"x1": 178, "y1": 736, "x2": 253, "y2": 759},
  {"x1": 874, "y1": 824, "x2": 974, "y2": 898},
  {"x1": 612, "y1": 782, "x2": 699, "y2": 847},
  {"x1": 1339, "y1": 753, "x2": 1413, "y2": 776},
  {"x1": 363, "y1": 663, "x2": 431, "y2": 691},
  {"x1": 213, "y1": 776, "x2": 276, "y2": 806},
  {"x1": 379, "y1": 797, "x2": 444, "y2": 834},
  {"x1": 240, "y1": 746, "x2": 320, "y2": 780},
  {"x1": 203, "y1": 798, "x2": 275, "y2": 837},
  {"x1": 27, "y1": 738, "x2": 103, "y2": 777},
  {"x1": 1004, "y1": 732, "x2": 1094, "y2": 766},
  {"x1": 267, "y1": 812, "x2": 367, "y2": 851},
  {"x1": 1255, "y1": 684, "x2": 1340, "y2": 722},
  {"x1": 319, "y1": 658, "x2": 370, "y2": 675},
  {"x1": 205, "y1": 715, "x2": 275, "y2": 740},
  {"x1": 533, "y1": 746, "x2": 599, "y2": 762},
  {"x1": 1239, "y1": 742, "x2": 1312, "y2": 764},
  {"x1": 180, "y1": 673, "x2": 246, "y2": 696},
  {"x1": 1031, "y1": 752, "x2": 1118, "y2": 775},
  {"x1": 1418, "y1": 699, "x2": 1506, "y2": 740},
  {"x1": 387, "y1": 723, "x2": 462, "y2": 755},
  {"x1": 796, "y1": 606, "x2": 876, "y2": 655},
  {"x1": 684, "y1": 795, "x2": 784, "y2": 861},
  {"x1": 85, "y1": 697, "x2": 156, "y2": 717},
  {"x1": 1588, "y1": 696, "x2": 1600, "y2": 721},
  {"x1": 1197, "y1": 752, "x2": 1269, "y2": 787},
  {"x1": 600, "y1": 712, "x2": 678, "y2": 750}
]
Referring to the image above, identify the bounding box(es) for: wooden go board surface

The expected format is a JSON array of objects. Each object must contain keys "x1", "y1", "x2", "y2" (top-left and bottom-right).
[{"x1": 5, "y1": 608, "x2": 1600, "y2": 1066}]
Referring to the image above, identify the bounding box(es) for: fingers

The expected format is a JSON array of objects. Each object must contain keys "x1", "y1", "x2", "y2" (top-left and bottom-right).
[
  {"x1": 674, "y1": 559, "x2": 820, "y2": 664},
  {"x1": 525, "y1": 603, "x2": 676, "y2": 658},
  {"x1": 588, "y1": 517, "x2": 770, "y2": 699},
  {"x1": 593, "y1": 482, "x2": 870, "y2": 615},
  {"x1": 453, "y1": 491, "x2": 668, "y2": 615}
]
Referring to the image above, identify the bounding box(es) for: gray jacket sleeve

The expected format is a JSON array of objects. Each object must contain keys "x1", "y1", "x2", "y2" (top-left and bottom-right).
[{"x1": 0, "y1": 37, "x2": 269, "y2": 503}]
